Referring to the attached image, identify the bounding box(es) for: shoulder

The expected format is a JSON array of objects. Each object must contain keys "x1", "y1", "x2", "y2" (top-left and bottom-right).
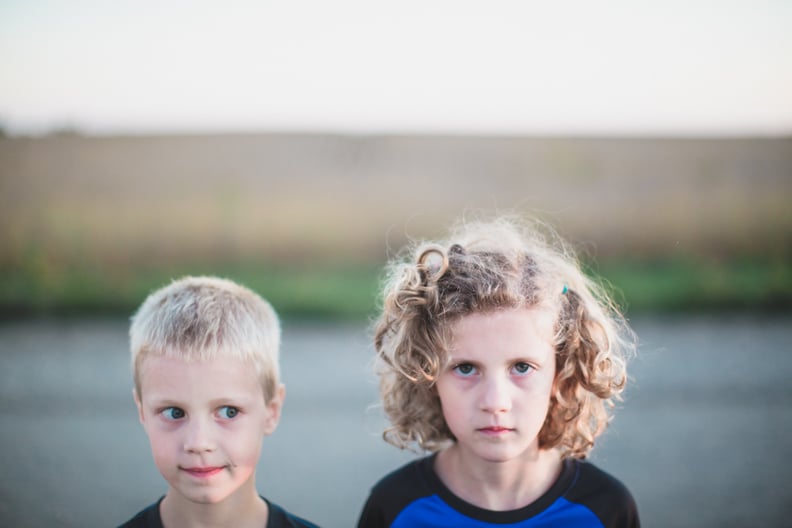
[
  {"x1": 117, "y1": 498, "x2": 164, "y2": 528},
  {"x1": 266, "y1": 499, "x2": 321, "y2": 528},
  {"x1": 563, "y1": 460, "x2": 640, "y2": 528},
  {"x1": 357, "y1": 455, "x2": 436, "y2": 528},
  {"x1": 368, "y1": 455, "x2": 434, "y2": 502}
]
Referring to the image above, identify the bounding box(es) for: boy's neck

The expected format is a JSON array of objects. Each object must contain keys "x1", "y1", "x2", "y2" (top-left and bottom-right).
[
  {"x1": 159, "y1": 479, "x2": 268, "y2": 528},
  {"x1": 434, "y1": 444, "x2": 563, "y2": 511}
]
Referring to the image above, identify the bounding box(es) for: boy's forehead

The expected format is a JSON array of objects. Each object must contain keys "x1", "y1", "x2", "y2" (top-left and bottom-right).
[{"x1": 138, "y1": 354, "x2": 262, "y2": 396}]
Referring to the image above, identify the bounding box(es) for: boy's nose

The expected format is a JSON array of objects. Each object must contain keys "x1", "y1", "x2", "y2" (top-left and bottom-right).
[
  {"x1": 183, "y1": 418, "x2": 216, "y2": 453},
  {"x1": 480, "y1": 375, "x2": 512, "y2": 414}
]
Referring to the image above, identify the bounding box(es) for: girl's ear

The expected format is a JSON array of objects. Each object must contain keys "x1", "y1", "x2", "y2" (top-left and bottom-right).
[{"x1": 263, "y1": 384, "x2": 286, "y2": 435}]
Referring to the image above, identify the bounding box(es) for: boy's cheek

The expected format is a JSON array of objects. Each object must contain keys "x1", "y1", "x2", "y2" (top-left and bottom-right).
[
  {"x1": 148, "y1": 446, "x2": 178, "y2": 480},
  {"x1": 146, "y1": 432, "x2": 177, "y2": 465}
]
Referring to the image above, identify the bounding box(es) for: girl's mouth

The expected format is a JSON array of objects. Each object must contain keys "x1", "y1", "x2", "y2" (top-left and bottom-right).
[{"x1": 478, "y1": 426, "x2": 513, "y2": 436}]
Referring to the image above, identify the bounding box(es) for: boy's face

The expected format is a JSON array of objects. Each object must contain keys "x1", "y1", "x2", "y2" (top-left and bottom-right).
[
  {"x1": 135, "y1": 355, "x2": 283, "y2": 505},
  {"x1": 436, "y1": 308, "x2": 556, "y2": 464}
]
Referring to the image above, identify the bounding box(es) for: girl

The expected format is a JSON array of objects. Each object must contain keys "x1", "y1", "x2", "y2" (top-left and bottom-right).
[{"x1": 358, "y1": 216, "x2": 639, "y2": 527}]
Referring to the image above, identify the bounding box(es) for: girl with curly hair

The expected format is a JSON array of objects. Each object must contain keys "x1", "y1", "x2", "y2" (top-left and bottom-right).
[{"x1": 358, "y1": 215, "x2": 640, "y2": 527}]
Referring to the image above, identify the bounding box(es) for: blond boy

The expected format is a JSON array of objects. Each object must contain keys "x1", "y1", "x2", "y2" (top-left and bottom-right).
[{"x1": 120, "y1": 276, "x2": 318, "y2": 528}]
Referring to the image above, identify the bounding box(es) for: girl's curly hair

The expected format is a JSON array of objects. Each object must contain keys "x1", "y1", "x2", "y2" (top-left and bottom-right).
[{"x1": 374, "y1": 216, "x2": 635, "y2": 459}]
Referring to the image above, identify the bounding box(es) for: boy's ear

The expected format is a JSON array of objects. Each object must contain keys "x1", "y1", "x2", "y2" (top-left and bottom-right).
[
  {"x1": 133, "y1": 388, "x2": 145, "y2": 425},
  {"x1": 263, "y1": 384, "x2": 286, "y2": 436}
]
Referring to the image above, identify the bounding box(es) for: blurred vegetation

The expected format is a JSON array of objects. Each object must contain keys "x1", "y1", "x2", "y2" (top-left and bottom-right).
[
  {"x1": 0, "y1": 257, "x2": 789, "y2": 320},
  {"x1": 0, "y1": 260, "x2": 382, "y2": 320},
  {"x1": 1, "y1": 133, "x2": 790, "y2": 320},
  {"x1": 593, "y1": 257, "x2": 791, "y2": 314}
]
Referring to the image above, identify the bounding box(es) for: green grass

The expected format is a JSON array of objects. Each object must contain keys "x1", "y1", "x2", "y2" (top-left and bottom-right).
[
  {"x1": 0, "y1": 257, "x2": 789, "y2": 320},
  {"x1": 594, "y1": 257, "x2": 792, "y2": 313},
  {"x1": 0, "y1": 261, "x2": 383, "y2": 320}
]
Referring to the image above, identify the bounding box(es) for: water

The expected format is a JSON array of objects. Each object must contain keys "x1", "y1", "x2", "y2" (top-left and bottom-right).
[{"x1": 1, "y1": 316, "x2": 790, "y2": 528}]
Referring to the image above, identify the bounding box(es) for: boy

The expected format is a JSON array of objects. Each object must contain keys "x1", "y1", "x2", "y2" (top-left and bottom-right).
[{"x1": 120, "y1": 276, "x2": 318, "y2": 527}]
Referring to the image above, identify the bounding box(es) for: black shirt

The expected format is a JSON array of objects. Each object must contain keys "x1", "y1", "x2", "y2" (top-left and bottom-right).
[{"x1": 119, "y1": 496, "x2": 319, "y2": 528}]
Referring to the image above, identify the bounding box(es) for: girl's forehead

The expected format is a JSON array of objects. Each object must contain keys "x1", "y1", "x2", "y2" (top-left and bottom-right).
[
  {"x1": 447, "y1": 307, "x2": 557, "y2": 359},
  {"x1": 451, "y1": 306, "x2": 556, "y2": 335}
]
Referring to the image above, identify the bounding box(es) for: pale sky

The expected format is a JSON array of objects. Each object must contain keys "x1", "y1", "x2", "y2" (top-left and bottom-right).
[{"x1": 1, "y1": 0, "x2": 791, "y2": 136}]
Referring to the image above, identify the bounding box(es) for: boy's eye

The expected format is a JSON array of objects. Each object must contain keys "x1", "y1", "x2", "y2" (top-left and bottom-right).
[
  {"x1": 161, "y1": 407, "x2": 185, "y2": 420},
  {"x1": 512, "y1": 362, "x2": 534, "y2": 375},
  {"x1": 453, "y1": 363, "x2": 477, "y2": 377},
  {"x1": 218, "y1": 406, "x2": 240, "y2": 419}
]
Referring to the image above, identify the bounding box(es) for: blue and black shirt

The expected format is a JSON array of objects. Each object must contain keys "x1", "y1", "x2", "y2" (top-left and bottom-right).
[{"x1": 357, "y1": 454, "x2": 639, "y2": 527}]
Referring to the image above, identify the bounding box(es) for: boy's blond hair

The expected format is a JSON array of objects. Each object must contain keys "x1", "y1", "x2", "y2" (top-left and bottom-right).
[
  {"x1": 130, "y1": 276, "x2": 281, "y2": 402},
  {"x1": 374, "y1": 216, "x2": 635, "y2": 459}
]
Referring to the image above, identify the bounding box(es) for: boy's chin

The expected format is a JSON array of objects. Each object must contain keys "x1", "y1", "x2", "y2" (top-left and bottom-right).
[
  {"x1": 169, "y1": 486, "x2": 236, "y2": 506},
  {"x1": 165, "y1": 468, "x2": 257, "y2": 505}
]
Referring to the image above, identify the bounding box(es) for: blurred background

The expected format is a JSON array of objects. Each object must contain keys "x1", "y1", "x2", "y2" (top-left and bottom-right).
[{"x1": 1, "y1": 1, "x2": 790, "y2": 527}]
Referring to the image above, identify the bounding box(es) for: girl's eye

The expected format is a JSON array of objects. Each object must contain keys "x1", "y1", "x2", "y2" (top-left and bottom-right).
[
  {"x1": 218, "y1": 406, "x2": 240, "y2": 419},
  {"x1": 453, "y1": 363, "x2": 477, "y2": 377},
  {"x1": 162, "y1": 407, "x2": 185, "y2": 420},
  {"x1": 512, "y1": 362, "x2": 534, "y2": 375}
]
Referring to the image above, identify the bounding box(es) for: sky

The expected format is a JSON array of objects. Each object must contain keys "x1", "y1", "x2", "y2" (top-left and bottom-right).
[{"x1": 1, "y1": 0, "x2": 791, "y2": 136}]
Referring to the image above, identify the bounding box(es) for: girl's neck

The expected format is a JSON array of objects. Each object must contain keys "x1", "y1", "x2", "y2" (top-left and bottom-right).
[
  {"x1": 434, "y1": 444, "x2": 563, "y2": 511},
  {"x1": 160, "y1": 479, "x2": 268, "y2": 528}
]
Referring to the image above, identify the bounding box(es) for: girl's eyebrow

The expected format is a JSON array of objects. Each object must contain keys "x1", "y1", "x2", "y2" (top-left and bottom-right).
[
  {"x1": 448, "y1": 354, "x2": 549, "y2": 367},
  {"x1": 446, "y1": 357, "x2": 482, "y2": 369},
  {"x1": 446, "y1": 354, "x2": 476, "y2": 363},
  {"x1": 450, "y1": 351, "x2": 544, "y2": 360}
]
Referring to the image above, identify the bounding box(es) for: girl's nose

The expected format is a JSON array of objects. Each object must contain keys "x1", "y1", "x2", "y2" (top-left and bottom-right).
[{"x1": 480, "y1": 375, "x2": 512, "y2": 414}]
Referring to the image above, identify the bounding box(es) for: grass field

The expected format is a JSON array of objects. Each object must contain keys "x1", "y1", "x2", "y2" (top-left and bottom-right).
[
  {"x1": 1, "y1": 257, "x2": 788, "y2": 319},
  {"x1": 1, "y1": 133, "x2": 790, "y2": 318}
]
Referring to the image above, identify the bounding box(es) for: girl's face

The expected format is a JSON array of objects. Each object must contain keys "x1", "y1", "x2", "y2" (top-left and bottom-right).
[
  {"x1": 436, "y1": 308, "x2": 557, "y2": 464},
  {"x1": 135, "y1": 356, "x2": 283, "y2": 506}
]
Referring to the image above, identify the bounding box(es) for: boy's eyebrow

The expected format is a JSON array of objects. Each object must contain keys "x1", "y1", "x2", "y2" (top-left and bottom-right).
[
  {"x1": 143, "y1": 396, "x2": 183, "y2": 407},
  {"x1": 207, "y1": 395, "x2": 259, "y2": 406},
  {"x1": 143, "y1": 394, "x2": 260, "y2": 406}
]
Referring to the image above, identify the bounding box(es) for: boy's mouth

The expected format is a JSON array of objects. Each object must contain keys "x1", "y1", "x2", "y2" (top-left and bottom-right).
[{"x1": 181, "y1": 466, "x2": 225, "y2": 478}]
